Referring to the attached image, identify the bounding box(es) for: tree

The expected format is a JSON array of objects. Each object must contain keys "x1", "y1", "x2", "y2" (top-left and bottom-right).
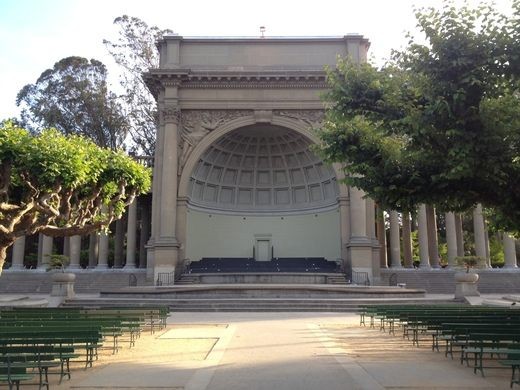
[
  {"x1": 0, "y1": 122, "x2": 151, "y2": 274},
  {"x1": 104, "y1": 15, "x2": 174, "y2": 155},
  {"x1": 317, "y1": 1, "x2": 520, "y2": 234},
  {"x1": 16, "y1": 56, "x2": 128, "y2": 149}
]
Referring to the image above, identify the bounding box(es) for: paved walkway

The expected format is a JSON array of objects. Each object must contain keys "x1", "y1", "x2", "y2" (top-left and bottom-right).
[{"x1": 48, "y1": 311, "x2": 513, "y2": 390}]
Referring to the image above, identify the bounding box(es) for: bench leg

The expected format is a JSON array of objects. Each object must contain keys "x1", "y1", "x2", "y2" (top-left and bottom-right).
[
  {"x1": 512, "y1": 365, "x2": 519, "y2": 388},
  {"x1": 59, "y1": 358, "x2": 71, "y2": 383}
]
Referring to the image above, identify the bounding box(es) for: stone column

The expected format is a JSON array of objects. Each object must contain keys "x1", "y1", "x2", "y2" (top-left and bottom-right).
[
  {"x1": 38, "y1": 234, "x2": 53, "y2": 270},
  {"x1": 445, "y1": 212, "x2": 458, "y2": 267},
  {"x1": 473, "y1": 204, "x2": 487, "y2": 261},
  {"x1": 417, "y1": 204, "x2": 430, "y2": 268},
  {"x1": 11, "y1": 236, "x2": 26, "y2": 270},
  {"x1": 139, "y1": 203, "x2": 150, "y2": 269},
  {"x1": 389, "y1": 210, "x2": 402, "y2": 268},
  {"x1": 402, "y1": 212, "x2": 413, "y2": 268},
  {"x1": 376, "y1": 207, "x2": 388, "y2": 268},
  {"x1": 125, "y1": 200, "x2": 137, "y2": 269},
  {"x1": 63, "y1": 236, "x2": 70, "y2": 257},
  {"x1": 503, "y1": 233, "x2": 518, "y2": 269},
  {"x1": 455, "y1": 214, "x2": 464, "y2": 256},
  {"x1": 69, "y1": 235, "x2": 81, "y2": 269},
  {"x1": 114, "y1": 218, "x2": 125, "y2": 268},
  {"x1": 366, "y1": 198, "x2": 380, "y2": 281},
  {"x1": 97, "y1": 232, "x2": 109, "y2": 269},
  {"x1": 88, "y1": 233, "x2": 98, "y2": 268},
  {"x1": 426, "y1": 205, "x2": 439, "y2": 268}
]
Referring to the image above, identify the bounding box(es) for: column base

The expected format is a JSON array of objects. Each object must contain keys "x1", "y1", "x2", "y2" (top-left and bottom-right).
[
  {"x1": 347, "y1": 243, "x2": 375, "y2": 283},
  {"x1": 148, "y1": 237, "x2": 180, "y2": 284}
]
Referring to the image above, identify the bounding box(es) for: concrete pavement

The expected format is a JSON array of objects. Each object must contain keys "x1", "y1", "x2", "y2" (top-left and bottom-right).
[{"x1": 50, "y1": 311, "x2": 513, "y2": 390}]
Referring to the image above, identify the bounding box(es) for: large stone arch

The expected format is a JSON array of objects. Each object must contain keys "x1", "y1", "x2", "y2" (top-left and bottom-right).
[{"x1": 178, "y1": 112, "x2": 348, "y2": 199}]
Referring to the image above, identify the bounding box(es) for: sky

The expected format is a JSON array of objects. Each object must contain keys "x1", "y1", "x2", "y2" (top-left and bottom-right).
[{"x1": 0, "y1": 0, "x2": 514, "y2": 120}]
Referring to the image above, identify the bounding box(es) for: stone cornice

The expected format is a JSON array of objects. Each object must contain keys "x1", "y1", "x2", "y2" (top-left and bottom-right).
[{"x1": 144, "y1": 70, "x2": 328, "y2": 97}]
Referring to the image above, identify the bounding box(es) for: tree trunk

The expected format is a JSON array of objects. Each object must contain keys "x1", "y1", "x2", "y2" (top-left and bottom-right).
[{"x1": 0, "y1": 244, "x2": 8, "y2": 277}]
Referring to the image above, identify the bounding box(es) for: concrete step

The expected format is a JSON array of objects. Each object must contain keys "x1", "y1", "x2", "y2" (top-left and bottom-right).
[{"x1": 63, "y1": 297, "x2": 452, "y2": 312}]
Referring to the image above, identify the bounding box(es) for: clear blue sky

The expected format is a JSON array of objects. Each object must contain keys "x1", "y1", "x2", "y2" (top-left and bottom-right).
[{"x1": 0, "y1": 0, "x2": 514, "y2": 120}]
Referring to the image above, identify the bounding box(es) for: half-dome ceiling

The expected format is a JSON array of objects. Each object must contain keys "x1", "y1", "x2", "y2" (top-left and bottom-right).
[{"x1": 188, "y1": 124, "x2": 339, "y2": 213}]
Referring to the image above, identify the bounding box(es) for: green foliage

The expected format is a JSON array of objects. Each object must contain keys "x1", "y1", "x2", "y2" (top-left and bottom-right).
[
  {"x1": 45, "y1": 254, "x2": 70, "y2": 272},
  {"x1": 317, "y1": 0, "x2": 520, "y2": 234},
  {"x1": 16, "y1": 56, "x2": 128, "y2": 149},
  {"x1": 489, "y1": 234, "x2": 505, "y2": 268},
  {"x1": 0, "y1": 122, "x2": 151, "y2": 272},
  {"x1": 455, "y1": 255, "x2": 486, "y2": 272}
]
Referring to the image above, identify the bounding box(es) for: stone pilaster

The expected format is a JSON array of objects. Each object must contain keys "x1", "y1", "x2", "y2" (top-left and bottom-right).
[
  {"x1": 503, "y1": 233, "x2": 518, "y2": 269},
  {"x1": 10, "y1": 236, "x2": 25, "y2": 270},
  {"x1": 417, "y1": 204, "x2": 430, "y2": 268},
  {"x1": 347, "y1": 186, "x2": 374, "y2": 280},
  {"x1": 389, "y1": 210, "x2": 402, "y2": 268},
  {"x1": 338, "y1": 194, "x2": 350, "y2": 269},
  {"x1": 402, "y1": 212, "x2": 413, "y2": 268},
  {"x1": 124, "y1": 200, "x2": 138, "y2": 269},
  {"x1": 150, "y1": 104, "x2": 181, "y2": 281},
  {"x1": 175, "y1": 197, "x2": 189, "y2": 273}
]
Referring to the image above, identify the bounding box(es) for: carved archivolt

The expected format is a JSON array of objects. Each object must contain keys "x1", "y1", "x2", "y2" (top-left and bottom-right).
[
  {"x1": 178, "y1": 110, "x2": 251, "y2": 174},
  {"x1": 176, "y1": 109, "x2": 325, "y2": 175}
]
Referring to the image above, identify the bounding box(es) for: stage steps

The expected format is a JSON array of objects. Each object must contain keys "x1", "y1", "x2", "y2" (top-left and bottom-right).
[{"x1": 62, "y1": 297, "x2": 452, "y2": 312}]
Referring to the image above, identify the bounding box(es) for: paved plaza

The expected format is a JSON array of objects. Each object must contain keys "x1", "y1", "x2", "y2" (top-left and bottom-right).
[{"x1": 36, "y1": 309, "x2": 512, "y2": 390}]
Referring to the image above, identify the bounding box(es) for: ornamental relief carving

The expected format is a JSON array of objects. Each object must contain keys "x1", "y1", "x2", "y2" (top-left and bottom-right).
[
  {"x1": 178, "y1": 110, "x2": 252, "y2": 174},
  {"x1": 274, "y1": 110, "x2": 325, "y2": 130}
]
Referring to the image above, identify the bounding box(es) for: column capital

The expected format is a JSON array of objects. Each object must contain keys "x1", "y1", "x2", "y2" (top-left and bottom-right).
[{"x1": 162, "y1": 106, "x2": 181, "y2": 124}]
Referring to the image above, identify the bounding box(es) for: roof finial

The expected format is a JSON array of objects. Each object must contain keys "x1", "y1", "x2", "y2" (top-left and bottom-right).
[{"x1": 260, "y1": 26, "x2": 266, "y2": 38}]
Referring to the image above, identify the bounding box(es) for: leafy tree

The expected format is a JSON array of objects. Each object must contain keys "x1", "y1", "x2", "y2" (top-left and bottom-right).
[
  {"x1": 318, "y1": 1, "x2": 520, "y2": 234},
  {"x1": 104, "y1": 15, "x2": 173, "y2": 155},
  {"x1": 0, "y1": 122, "x2": 151, "y2": 274},
  {"x1": 16, "y1": 56, "x2": 128, "y2": 149}
]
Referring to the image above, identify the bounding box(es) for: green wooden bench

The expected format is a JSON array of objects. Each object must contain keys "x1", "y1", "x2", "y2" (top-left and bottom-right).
[
  {"x1": 0, "y1": 330, "x2": 102, "y2": 369},
  {"x1": 0, "y1": 364, "x2": 34, "y2": 390},
  {"x1": 0, "y1": 345, "x2": 78, "y2": 384},
  {"x1": 498, "y1": 350, "x2": 520, "y2": 388},
  {"x1": 0, "y1": 353, "x2": 60, "y2": 390}
]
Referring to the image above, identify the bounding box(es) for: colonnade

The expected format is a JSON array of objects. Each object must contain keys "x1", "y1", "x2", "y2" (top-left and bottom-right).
[
  {"x1": 8, "y1": 199, "x2": 150, "y2": 271},
  {"x1": 380, "y1": 203, "x2": 518, "y2": 269},
  {"x1": 7, "y1": 198, "x2": 519, "y2": 273}
]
